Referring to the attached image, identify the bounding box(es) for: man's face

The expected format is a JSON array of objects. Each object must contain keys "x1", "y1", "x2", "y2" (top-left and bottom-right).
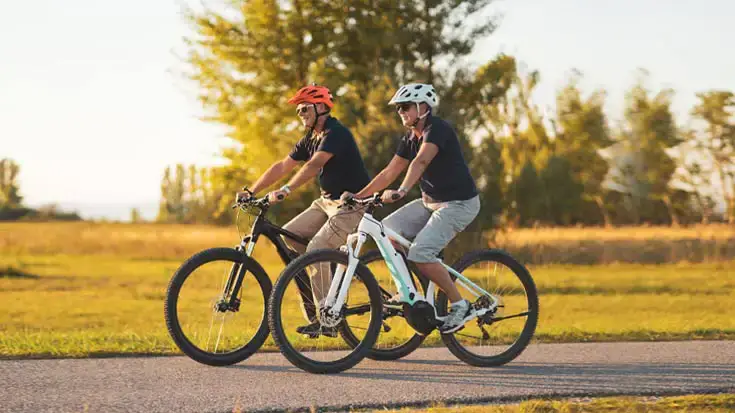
[
  {"x1": 296, "y1": 103, "x2": 316, "y2": 128},
  {"x1": 296, "y1": 102, "x2": 329, "y2": 128},
  {"x1": 395, "y1": 102, "x2": 426, "y2": 127}
]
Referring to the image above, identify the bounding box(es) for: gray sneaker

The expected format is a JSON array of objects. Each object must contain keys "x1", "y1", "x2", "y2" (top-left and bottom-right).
[
  {"x1": 439, "y1": 299, "x2": 472, "y2": 334},
  {"x1": 296, "y1": 321, "x2": 339, "y2": 339}
]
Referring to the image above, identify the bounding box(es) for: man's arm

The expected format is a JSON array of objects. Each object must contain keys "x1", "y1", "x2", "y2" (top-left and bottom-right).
[
  {"x1": 249, "y1": 156, "x2": 300, "y2": 195},
  {"x1": 354, "y1": 155, "x2": 410, "y2": 198},
  {"x1": 284, "y1": 151, "x2": 333, "y2": 190}
]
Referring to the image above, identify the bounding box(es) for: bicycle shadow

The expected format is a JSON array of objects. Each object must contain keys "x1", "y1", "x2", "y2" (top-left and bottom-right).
[
  {"x1": 342, "y1": 361, "x2": 735, "y2": 392},
  {"x1": 231, "y1": 359, "x2": 735, "y2": 394}
]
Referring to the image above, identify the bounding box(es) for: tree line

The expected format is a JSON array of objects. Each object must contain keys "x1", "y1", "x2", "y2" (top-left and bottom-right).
[
  {"x1": 0, "y1": 158, "x2": 81, "y2": 221},
  {"x1": 155, "y1": 0, "x2": 733, "y2": 232}
]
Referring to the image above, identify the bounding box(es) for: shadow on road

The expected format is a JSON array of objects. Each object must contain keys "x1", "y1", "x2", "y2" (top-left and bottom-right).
[{"x1": 231, "y1": 359, "x2": 735, "y2": 394}]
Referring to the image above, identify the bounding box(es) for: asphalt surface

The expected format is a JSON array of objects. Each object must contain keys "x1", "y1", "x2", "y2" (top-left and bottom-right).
[{"x1": 1, "y1": 341, "x2": 733, "y2": 412}]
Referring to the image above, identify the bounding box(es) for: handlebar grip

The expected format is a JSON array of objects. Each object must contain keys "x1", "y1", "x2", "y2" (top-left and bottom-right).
[
  {"x1": 276, "y1": 193, "x2": 285, "y2": 201},
  {"x1": 391, "y1": 192, "x2": 401, "y2": 201}
]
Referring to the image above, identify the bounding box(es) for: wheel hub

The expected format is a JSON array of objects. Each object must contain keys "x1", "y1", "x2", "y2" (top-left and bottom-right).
[{"x1": 319, "y1": 306, "x2": 343, "y2": 328}]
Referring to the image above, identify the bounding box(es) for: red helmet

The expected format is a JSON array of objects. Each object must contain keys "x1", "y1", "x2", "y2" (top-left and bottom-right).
[{"x1": 288, "y1": 85, "x2": 334, "y2": 108}]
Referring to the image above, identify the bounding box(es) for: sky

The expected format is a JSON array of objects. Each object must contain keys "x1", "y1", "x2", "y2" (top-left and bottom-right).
[{"x1": 2, "y1": 0, "x2": 734, "y2": 220}]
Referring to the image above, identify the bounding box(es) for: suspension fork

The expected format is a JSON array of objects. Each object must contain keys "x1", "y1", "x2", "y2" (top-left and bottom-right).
[
  {"x1": 324, "y1": 232, "x2": 365, "y2": 315},
  {"x1": 222, "y1": 230, "x2": 261, "y2": 310}
]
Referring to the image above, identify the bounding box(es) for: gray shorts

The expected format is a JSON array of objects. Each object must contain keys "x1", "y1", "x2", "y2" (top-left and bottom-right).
[{"x1": 383, "y1": 195, "x2": 480, "y2": 263}]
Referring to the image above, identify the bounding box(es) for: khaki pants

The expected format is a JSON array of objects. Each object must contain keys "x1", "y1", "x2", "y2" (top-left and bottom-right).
[{"x1": 283, "y1": 197, "x2": 364, "y2": 309}]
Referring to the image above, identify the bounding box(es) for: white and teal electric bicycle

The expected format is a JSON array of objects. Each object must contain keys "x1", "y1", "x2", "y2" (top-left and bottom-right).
[{"x1": 267, "y1": 193, "x2": 539, "y2": 374}]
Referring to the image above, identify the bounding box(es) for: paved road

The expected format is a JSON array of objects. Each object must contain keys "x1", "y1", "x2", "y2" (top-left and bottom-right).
[{"x1": 1, "y1": 341, "x2": 733, "y2": 412}]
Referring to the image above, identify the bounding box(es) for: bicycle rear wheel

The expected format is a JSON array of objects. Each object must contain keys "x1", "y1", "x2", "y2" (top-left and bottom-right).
[{"x1": 436, "y1": 249, "x2": 538, "y2": 367}]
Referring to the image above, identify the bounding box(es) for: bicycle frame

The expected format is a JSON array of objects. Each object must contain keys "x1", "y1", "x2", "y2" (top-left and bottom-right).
[
  {"x1": 323, "y1": 210, "x2": 499, "y2": 319},
  {"x1": 223, "y1": 206, "x2": 313, "y2": 314},
  {"x1": 239, "y1": 211, "x2": 309, "y2": 260}
]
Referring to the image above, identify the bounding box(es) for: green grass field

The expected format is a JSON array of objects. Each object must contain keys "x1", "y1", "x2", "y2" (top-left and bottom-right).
[{"x1": 1, "y1": 250, "x2": 732, "y2": 358}]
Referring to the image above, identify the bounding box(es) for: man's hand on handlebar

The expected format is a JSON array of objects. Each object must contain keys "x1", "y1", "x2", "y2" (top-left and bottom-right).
[{"x1": 235, "y1": 187, "x2": 254, "y2": 204}]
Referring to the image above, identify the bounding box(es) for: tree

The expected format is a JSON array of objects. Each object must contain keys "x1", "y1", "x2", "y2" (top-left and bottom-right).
[
  {"x1": 0, "y1": 158, "x2": 23, "y2": 208},
  {"x1": 156, "y1": 164, "x2": 187, "y2": 223},
  {"x1": 130, "y1": 208, "x2": 142, "y2": 223},
  {"x1": 157, "y1": 166, "x2": 173, "y2": 223},
  {"x1": 156, "y1": 163, "x2": 233, "y2": 225},
  {"x1": 460, "y1": 55, "x2": 555, "y2": 226},
  {"x1": 511, "y1": 161, "x2": 544, "y2": 227},
  {"x1": 553, "y1": 72, "x2": 613, "y2": 225},
  {"x1": 690, "y1": 90, "x2": 735, "y2": 223},
  {"x1": 497, "y1": 69, "x2": 553, "y2": 181},
  {"x1": 539, "y1": 156, "x2": 584, "y2": 225},
  {"x1": 183, "y1": 1, "x2": 498, "y2": 223},
  {"x1": 604, "y1": 71, "x2": 682, "y2": 225},
  {"x1": 471, "y1": 136, "x2": 505, "y2": 230}
]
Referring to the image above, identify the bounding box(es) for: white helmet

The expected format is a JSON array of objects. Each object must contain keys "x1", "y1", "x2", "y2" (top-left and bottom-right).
[{"x1": 389, "y1": 83, "x2": 439, "y2": 108}]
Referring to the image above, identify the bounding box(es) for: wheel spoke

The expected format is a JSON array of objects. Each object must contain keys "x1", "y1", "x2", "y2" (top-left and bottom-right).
[
  {"x1": 166, "y1": 250, "x2": 268, "y2": 365},
  {"x1": 440, "y1": 251, "x2": 538, "y2": 366},
  {"x1": 214, "y1": 313, "x2": 226, "y2": 353}
]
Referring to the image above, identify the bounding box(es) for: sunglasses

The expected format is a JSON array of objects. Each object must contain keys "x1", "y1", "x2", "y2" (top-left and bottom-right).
[
  {"x1": 395, "y1": 103, "x2": 415, "y2": 113},
  {"x1": 296, "y1": 106, "x2": 311, "y2": 115}
]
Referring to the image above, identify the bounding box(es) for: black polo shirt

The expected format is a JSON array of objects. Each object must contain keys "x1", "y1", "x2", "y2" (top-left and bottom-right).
[
  {"x1": 289, "y1": 116, "x2": 371, "y2": 199},
  {"x1": 395, "y1": 115, "x2": 478, "y2": 202}
]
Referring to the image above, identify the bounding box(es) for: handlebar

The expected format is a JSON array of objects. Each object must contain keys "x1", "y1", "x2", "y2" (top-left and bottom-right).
[
  {"x1": 231, "y1": 187, "x2": 271, "y2": 210},
  {"x1": 339, "y1": 191, "x2": 386, "y2": 210}
]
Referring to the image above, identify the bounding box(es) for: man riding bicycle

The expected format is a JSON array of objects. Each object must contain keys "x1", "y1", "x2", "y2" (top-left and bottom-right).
[
  {"x1": 238, "y1": 84, "x2": 371, "y2": 337},
  {"x1": 344, "y1": 83, "x2": 480, "y2": 333}
]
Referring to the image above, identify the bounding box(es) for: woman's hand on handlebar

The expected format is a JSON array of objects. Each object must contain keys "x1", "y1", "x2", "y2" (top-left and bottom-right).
[
  {"x1": 268, "y1": 190, "x2": 288, "y2": 204},
  {"x1": 381, "y1": 189, "x2": 405, "y2": 204}
]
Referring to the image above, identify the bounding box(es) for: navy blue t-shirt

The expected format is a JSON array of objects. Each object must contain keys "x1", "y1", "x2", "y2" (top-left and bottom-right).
[
  {"x1": 395, "y1": 115, "x2": 478, "y2": 202},
  {"x1": 289, "y1": 117, "x2": 371, "y2": 199}
]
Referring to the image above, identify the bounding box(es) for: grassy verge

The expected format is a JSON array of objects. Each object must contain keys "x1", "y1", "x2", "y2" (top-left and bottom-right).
[
  {"x1": 1, "y1": 253, "x2": 732, "y2": 358},
  {"x1": 378, "y1": 393, "x2": 735, "y2": 413}
]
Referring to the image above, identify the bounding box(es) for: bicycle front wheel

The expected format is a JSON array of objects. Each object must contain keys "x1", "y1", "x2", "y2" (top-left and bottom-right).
[
  {"x1": 164, "y1": 247, "x2": 271, "y2": 366},
  {"x1": 268, "y1": 249, "x2": 383, "y2": 374},
  {"x1": 436, "y1": 249, "x2": 539, "y2": 367}
]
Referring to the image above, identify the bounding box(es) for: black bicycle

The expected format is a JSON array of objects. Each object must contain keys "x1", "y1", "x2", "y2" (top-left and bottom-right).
[
  {"x1": 163, "y1": 190, "x2": 412, "y2": 365},
  {"x1": 163, "y1": 191, "x2": 322, "y2": 366}
]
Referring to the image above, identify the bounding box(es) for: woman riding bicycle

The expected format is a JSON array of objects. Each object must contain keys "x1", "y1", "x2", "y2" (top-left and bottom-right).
[{"x1": 343, "y1": 83, "x2": 481, "y2": 334}]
